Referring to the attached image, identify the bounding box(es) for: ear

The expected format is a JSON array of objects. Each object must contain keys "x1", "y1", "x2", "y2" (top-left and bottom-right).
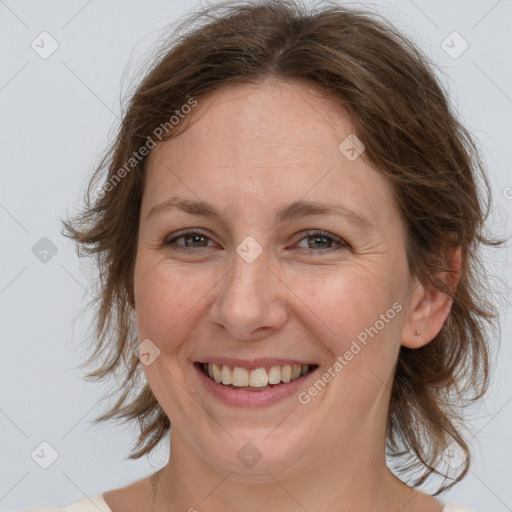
[{"x1": 401, "y1": 246, "x2": 462, "y2": 349}]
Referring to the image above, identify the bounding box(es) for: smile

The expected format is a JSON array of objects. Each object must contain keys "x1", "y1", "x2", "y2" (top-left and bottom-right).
[
  {"x1": 193, "y1": 356, "x2": 320, "y2": 406},
  {"x1": 200, "y1": 362, "x2": 315, "y2": 390}
]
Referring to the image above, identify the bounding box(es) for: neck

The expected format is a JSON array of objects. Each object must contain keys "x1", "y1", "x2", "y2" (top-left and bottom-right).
[{"x1": 152, "y1": 428, "x2": 419, "y2": 512}]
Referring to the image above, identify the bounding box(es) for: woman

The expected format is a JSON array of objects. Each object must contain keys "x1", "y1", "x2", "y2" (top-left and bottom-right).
[{"x1": 24, "y1": 0, "x2": 502, "y2": 510}]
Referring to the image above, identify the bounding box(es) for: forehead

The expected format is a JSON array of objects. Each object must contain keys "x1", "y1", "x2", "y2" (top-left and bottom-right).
[
  {"x1": 146, "y1": 78, "x2": 354, "y2": 172},
  {"x1": 142, "y1": 79, "x2": 397, "y2": 230}
]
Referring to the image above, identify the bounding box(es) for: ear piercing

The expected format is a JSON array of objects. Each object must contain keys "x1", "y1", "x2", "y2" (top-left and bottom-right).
[{"x1": 413, "y1": 329, "x2": 421, "y2": 336}]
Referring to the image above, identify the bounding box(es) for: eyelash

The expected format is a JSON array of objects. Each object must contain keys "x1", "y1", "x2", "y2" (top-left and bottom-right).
[{"x1": 162, "y1": 229, "x2": 348, "y2": 254}]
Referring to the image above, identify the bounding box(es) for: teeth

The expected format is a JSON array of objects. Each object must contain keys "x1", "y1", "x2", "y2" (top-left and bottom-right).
[
  {"x1": 249, "y1": 367, "x2": 268, "y2": 387},
  {"x1": 204, "y1": 362, "x2": 311, "y2": 388},
  {"x1": 268, "y1": 365, "x2": 281, "y2": 384},
  {"x1": 221, "y1": 365, "x2": 232, "y2": 385},
  {"x1": 281, "y1": 365, "x2": 292, "y2": 383},
  {"x1": 232, "y1": 367, "x2": 249, "y2": 387},
  {"x1": 212, "y1": 363, "x2": 222, "y2": 383}
]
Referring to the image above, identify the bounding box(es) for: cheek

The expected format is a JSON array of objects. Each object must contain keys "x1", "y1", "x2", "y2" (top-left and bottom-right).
[
  {"x1": 307, "y1": 271, "x2": 405, "y2": 408},
  {"x1": 297, "y1": 266, "x2": 402, "y2": 351},
  {"x1": 133, "y1": 260, "x2": 212, "y2": 345}
]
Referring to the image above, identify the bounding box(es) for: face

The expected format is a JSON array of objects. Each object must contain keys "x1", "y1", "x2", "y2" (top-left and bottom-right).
[{"x1": 133, "y1": 79, "x2": 414, "y2": 477}]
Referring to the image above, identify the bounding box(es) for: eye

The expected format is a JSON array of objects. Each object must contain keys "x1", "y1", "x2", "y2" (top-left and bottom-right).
[
  {"x1": 162, "y1": 229, "x2": 348, "y2": 253},
  {"x1": 163, "y1": 230, "x2": 215, "y2": 250},
  {"x1": 294, "y1": 229, "x2": 348, "y2": 253}
]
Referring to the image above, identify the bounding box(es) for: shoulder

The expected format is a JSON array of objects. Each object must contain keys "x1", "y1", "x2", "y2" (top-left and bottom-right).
[
  {"x1": 18, "y1": 494, "x2": 112, "y2": 512},
  {"x1": 443, "y1": 504, "x2": 476, "y2": 512}
]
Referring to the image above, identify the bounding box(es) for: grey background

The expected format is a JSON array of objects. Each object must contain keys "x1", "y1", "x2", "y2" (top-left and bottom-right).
[{"x1": 1, "y1": 0, "x2": 511, "y2": 510}]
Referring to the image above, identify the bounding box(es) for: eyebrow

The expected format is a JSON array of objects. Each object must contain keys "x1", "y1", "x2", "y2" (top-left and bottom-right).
[{"x1": 147, "y1": 196, "x2": 374, "y2": 231}]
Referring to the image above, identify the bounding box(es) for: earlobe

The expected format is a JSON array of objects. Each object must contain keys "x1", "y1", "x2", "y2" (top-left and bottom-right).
[{"x1": 401, "y1": 246, "x2": 462, "y2": 349}]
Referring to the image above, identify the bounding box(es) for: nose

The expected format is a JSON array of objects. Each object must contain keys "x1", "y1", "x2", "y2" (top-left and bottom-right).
[{"x1": 209, "y1": 245, "x2": 289, "y2": 341}]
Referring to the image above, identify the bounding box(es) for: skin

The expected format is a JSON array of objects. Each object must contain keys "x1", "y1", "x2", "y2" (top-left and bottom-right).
[{"x1": 103, "y1": 78, "x2": 460, "y2": 512}]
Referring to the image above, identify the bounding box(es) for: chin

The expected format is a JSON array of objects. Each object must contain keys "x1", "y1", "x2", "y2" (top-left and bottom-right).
[{"x1": 196, "y1": 427, "x2": 310, "y2": 478}]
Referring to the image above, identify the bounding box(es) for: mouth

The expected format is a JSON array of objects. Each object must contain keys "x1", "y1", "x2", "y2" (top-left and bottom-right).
[{"x1": 195, "y1": 361, "x2": 318, "y2": 391}]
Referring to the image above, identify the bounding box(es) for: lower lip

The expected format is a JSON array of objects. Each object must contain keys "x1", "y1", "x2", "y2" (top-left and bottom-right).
[{"x1": 195, "y1": 363, "x2": 317, "y2": 407}]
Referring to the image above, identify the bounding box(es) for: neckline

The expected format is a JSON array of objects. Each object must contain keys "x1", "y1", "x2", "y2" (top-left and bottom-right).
[
  {"x1": 96, "y1": 493, "x2": 463, "y2": 512},
  {"x1": 97, "y1": 493, "x2": 114, "y2": 512}
]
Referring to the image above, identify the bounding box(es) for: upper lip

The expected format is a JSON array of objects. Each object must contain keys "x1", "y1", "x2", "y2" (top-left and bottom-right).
[{"x1": 196, "y1": 357, "x2": 317, "y2": 370}]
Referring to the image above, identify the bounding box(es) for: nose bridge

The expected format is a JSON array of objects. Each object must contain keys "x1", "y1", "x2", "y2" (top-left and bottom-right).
[
  {"x1": 226, "y1": 232, "x2": 271, "y2": 291},
  {"x1": 230, "y1": 243, "x2": 268, "y2": 292},
  {"x1": 211, "y1": 238, "x2": 288, "y2": 339},
  {"x1": 225, "y1": 241, "x2": 270, "y2": 310}
]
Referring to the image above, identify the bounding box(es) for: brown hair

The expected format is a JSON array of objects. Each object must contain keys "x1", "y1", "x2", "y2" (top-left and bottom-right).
[{"x1": 62, "y1": 0, "x2": 503, "y2": 494}]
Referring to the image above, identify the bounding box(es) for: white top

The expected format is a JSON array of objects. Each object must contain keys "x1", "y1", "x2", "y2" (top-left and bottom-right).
[{"x1": 18, "y1": 493, "x2": 476, "y2": 512}]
